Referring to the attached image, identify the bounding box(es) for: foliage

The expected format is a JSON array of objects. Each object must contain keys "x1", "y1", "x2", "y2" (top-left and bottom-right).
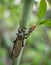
[
  {"x1": 36, "y1": 19, "x2": 51, "y2": 26},
  {"x1": 0, "y1": 0, "x2": 51, "y2": 65},
  {"x1": 38, "y1": 0, "x2": 47, "y2": 19}
]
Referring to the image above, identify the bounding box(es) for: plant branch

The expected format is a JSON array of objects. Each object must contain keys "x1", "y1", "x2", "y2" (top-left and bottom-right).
[
  {"x1": 20, "y1": 0, "x2": 35, "y2": 29},
  {"x1": 17, "y1": 0, "x2": 35, "y2": 65}
]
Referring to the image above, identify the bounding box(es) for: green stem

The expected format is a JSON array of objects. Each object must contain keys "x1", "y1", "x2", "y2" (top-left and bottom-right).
[
  {"x1": 17, "y1": 0, "x2": 35, "y2": 65},
  {"x1": 20, "y1": 0, "x2": 35, "y2": 29},
  {"x1": 17, "y1": 47, "x2": 24, "y2": 65}
]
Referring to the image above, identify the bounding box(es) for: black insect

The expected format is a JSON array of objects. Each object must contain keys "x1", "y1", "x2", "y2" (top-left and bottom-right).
[
  {"x1": 11, "y1": 26, "x2": 36, "y2": 58},
  {"x1": 11, "y1": 28, "x2": 27, "y2": 58}
]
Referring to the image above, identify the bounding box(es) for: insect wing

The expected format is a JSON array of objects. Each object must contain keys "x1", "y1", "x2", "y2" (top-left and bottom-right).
[{"x1": 11, "y1": 39, "x2": 22, "y2": 58}]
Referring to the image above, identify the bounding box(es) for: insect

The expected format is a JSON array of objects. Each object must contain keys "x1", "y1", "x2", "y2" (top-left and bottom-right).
[
  {"x1": 11, "y1": 34, "x2": 24, "y2": 58},
  {"x1": 11, "y1": 26, "x2": 36, "y2": 58},
  {"x1": 11, "y1": 28, "x2": 26, "y2": 58}
]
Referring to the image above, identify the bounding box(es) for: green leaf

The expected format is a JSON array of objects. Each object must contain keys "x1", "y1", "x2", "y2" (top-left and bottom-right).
[
  {"x1": 38, "y1": 0, "x2": 47, "y2": 19},
  {"x1": 36, "y1": 19, "x2": 51, "y2": 26}
]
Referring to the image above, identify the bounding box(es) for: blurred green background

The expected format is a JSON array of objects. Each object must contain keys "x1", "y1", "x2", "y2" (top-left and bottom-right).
[{"x1": 0, "y1": 0, "x2": 51, "y2": 65}]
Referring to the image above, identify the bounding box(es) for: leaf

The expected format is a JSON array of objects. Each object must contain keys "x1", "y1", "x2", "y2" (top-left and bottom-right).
[
  {"x1": 36, "y1": 19, "x2": 51, "y2": 26},
  {"x1": 38, "y1": 0, "x2": 47, "y2": 19}
]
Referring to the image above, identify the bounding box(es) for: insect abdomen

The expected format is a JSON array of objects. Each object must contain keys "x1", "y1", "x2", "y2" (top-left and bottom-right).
[{"x1": 11, "y1": 40, "x2": 22, "y2": 58}]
